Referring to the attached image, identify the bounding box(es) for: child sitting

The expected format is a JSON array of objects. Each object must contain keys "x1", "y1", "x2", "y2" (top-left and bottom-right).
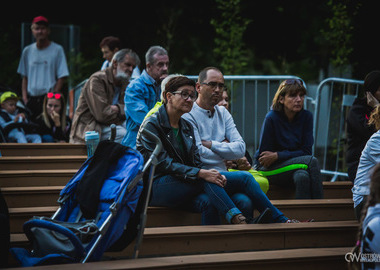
[{"x1": 0, "y1": 91, "x2": 41, "y2": 143}]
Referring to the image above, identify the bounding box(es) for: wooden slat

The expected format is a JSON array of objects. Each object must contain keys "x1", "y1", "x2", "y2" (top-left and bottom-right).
[
  {"x1": 9, "y1": 247, "x2": 352, "y2": 270},
  {"x1": 0, "y1": 143, "x2": 86, "y2": 156},
  {"x1": 7, "y1": 200, "x2": 355, "y2": 233},
  {"x1": 0, "y1": 156, "x2": 86, "y2": 170},
  {"x1": 0, "y1": 169, "x2": 75, "y2": 187}
]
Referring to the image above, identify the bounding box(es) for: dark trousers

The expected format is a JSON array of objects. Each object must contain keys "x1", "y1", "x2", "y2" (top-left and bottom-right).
[{"x1": 27, "y1": 95, "x2": 45, "y2": 121}]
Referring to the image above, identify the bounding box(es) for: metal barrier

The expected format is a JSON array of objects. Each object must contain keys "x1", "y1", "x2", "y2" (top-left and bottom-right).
[{"x1": 313, "y1": 77, "x2": 364, "y2": 181}]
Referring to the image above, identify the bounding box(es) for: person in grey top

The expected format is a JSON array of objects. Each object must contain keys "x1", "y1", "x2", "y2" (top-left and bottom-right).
[
  {"x1": 17, "y1": 16, "x2": 69, "y2": 120},
  {"x1": 183, "y1": 67, "x2": 302, "y2": 224}
]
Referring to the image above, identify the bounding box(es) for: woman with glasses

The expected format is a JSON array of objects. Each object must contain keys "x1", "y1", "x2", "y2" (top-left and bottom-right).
[
  {"x1": 137, "y1": 75, "x2": 291, "y2": 224},
  {"x1": 35, "y1": 92, "x2": 71, "y2": 142},
  {"x1": 254, "y1": 79, "x2": 323, "y2": 199}
]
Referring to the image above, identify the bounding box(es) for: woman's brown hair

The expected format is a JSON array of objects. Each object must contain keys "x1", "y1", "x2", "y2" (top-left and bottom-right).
[{"x1": 272, "y1": 79, "x2": 307, "y2": 111}]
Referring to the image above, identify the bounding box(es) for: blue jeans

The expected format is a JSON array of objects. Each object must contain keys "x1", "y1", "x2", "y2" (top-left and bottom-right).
[
  {"x1": 149, "y1": 175, "x2": 221, "y2": 225},
  {"x1": 217, "y1": 171, "x2": 288, "y2": 223},
  {"x1": 150, "y1": 171, "x2": 288, "y2": 224}
]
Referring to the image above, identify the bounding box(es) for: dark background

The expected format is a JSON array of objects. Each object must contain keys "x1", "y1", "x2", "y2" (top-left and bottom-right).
[{"x1": 1, "y1": 0, "x2": 379, "y2": 92}]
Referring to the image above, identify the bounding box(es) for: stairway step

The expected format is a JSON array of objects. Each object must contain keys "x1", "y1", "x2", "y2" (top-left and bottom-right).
[
  {"x1": 110, "y1": 221, "x2": 358, "y2": 258},
  {"x1": 0, "y1": 169, "x2": 76, "y2": 187},
  {"x1": 9, "y1": 247, "x2": 352, "y2": 270},
  {"x1": 8, "y1": 199, "x2": 354, "y2": 233},
  {"x1": 268, "y1": 181, "x2": 353, "y2": 199},
  {"x1": 0, "y1": 156, "x2": 87, "y2": 170},
  {"x1": 10, "y1": 221, "x2": 358, "y2": 258},
  {"x1": 2, "y1": 186, "x2": 64, "y2": 207},
  {"x1": 0, "y1": 143, "x2": 86, "y2": 156}
]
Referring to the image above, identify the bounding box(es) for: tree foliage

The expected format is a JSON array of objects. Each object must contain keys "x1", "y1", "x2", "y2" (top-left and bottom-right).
[
  {"x1": 320, "y1": 0, "x2": 360, "y2": 74},
  {"x1": 211, "y1": 0, "x2": 251, "y2": 74}
]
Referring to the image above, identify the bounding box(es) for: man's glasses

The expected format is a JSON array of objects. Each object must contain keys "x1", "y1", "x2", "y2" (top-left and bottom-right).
[
  {"x1": 47, "y1": 93, "x2": 62, "y2": 99},
  {"x1": 201, "y1": 81, "x2": 227, "y2": 91},
  {"x1": 172, "y1": 91, "x2": 197, "y2": 101},
  {"x1": 284, "y1": 79, "x2": 303, "y2": 86}
]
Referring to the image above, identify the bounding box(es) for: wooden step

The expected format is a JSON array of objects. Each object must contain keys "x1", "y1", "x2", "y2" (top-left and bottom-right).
[
  {"x1": 10, "y1": 221, "x2": 358, "y2": 258},
  {"x1": 110, "y1": 220, "x2": 358, "y2": 258},
  {"x1": 8, "y1": 247, "x2": 352, "y2": 270},
  {"x1": 267, "y1": 181, "x2": 353, "y2": 199},
  {"x1": 0, "y1": 143, "x2": 86, "y2": 156},
  {"x1": 0, "y1": 156, "x2": 87, "y2": 170},
  {"x1": 8, "y1": 199, "x2": 354, "y2": 233},
  {"x1": 0, "y1": 185, "x2": 352, "y2": 210},
  {"x1": 0, "y1": 169, "x2": 75, "y2": 187},
  {"x1": 2, "y1": 186, "x2": 64, "y2": 207},
  {"x1": 0, "y1": 177, "x2": 352, "y2": 202}
]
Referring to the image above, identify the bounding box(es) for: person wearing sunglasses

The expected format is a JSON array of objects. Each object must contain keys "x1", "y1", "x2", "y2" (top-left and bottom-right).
[
  {"x1": 137, "y1": 75, "x2": 285, "y2": 224},
  {"x1": 183, "y1": 67, "x2": 298, "y2": 224},
  {"x1": 254, "y1": 79, "x2": 323, "y2": 199},
  {"x1": 70, "y1": 49, "x2": 139, "y2": 144},
  {"x1": 35, "y1": 92, "x2": 71, "y2": 142}
]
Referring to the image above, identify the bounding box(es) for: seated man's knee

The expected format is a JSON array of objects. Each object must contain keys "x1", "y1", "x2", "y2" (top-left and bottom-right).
[{"x1": 231, "y1": 193, "x2": 253, "y2": 216}]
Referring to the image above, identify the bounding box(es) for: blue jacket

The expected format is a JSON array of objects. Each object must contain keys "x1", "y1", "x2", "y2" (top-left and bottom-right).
[
  {"x1": 255, "y1": 109, "x2": 314, "y2": 165},
  {"x1": 122, "y1": 70, "x2": 160, "y2": 148}
]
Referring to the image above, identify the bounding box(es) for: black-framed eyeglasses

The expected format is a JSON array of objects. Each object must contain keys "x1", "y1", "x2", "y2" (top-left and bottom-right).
[
  {"x1": 201, "y1": 81, "x2": 227, "y2": 91},
  {"x1": 284, "y1": 79, "x2": 303, "y2": 86},
  {"x1": 172, "y1": 91, "x2": 197, "y2": 101}
]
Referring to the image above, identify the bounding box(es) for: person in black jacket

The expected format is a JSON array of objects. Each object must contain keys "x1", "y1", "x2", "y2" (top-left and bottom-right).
[
  {"x1": 136, "y1": 75, "x2": 290, "y2": 225},
  {"x1": 346, "y1": 70, "x2": 380, "y2": 182}
]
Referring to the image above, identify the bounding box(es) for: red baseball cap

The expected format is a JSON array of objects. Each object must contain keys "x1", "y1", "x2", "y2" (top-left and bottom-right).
[{"x1": 32, "y1": 16, "x2": 49, "y2": 25}]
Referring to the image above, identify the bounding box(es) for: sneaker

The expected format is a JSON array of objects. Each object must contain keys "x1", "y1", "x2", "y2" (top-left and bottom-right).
[
  {"x1": 286, "y1": 218, "x2": 314, "y2": 223},
  {"x1": 286, "y1": 219, "x2": 300, "y2": 223},
  {"x1": 248, "y1": 208, "x2": 273, "y2": 224}
]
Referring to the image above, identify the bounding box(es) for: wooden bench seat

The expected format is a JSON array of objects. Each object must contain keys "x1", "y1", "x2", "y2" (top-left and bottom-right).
[
  {"x1": 0, "y1": 143, "x2": 86, "y2": 156},
  {"x1": 11, "y1": 247, "x2": 352, "y2": 270},
  {"x1": 8, "y1": 199, "x2": 355, "y2": 233},
  {"x1": 10, "y1": 220, "x2": 358, "y2": 259}
]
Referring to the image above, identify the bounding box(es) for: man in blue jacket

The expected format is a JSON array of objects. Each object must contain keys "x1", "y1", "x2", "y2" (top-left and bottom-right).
[{"x1": 122, "y1": 46, "x2": 169, "y2": 148}]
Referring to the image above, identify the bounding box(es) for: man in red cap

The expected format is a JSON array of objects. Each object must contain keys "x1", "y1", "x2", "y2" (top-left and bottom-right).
[{"x1": 17, "y1": 15, "x2": 69, "y2": 121}]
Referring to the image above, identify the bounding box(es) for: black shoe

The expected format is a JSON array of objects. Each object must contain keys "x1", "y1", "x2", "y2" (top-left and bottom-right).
[{"x1": 248, "y1": 208, "x2": 273, "y2": 224}]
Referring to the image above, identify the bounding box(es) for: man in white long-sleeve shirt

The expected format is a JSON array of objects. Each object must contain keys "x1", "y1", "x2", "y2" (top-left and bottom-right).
[
  {"x1": 183, "y1": 67, "x2": 292, "y2": 224},
  {"x1": 183, "y1": 67, "x2": 245, "y2": 171}
]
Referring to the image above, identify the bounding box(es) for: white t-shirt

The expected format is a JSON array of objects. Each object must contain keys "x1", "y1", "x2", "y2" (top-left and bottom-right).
[{"x1": 17, "y1": 41, "x2": 69, "y2": 97}]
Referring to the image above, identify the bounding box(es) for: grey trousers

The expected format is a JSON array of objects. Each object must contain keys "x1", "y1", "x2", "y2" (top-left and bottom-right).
[{"x1": 257, "y1": 155, "x2": 324, "y2": 199}]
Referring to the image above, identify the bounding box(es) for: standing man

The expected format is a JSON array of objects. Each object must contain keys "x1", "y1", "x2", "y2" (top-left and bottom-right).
[
  {"x1": 122, "y1": 45, "x2": 169, "y2": 148},
  {"x1": 17, "y1": 16, "x2": 69, "y2": 120},
  {"x1": 70, "y1": 49, "x2": 138, "y2": 144}
]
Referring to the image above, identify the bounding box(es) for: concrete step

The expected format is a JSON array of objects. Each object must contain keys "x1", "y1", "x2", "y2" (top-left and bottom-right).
[
  {"x1": 0, "y1": 143, "x2": 86, "y2": 156},
  {"x1": 8, "y1": 199, "x2": 354, "y2": 233},
  {"x1": 0, "y1": 155, "x2": 87, "y2": 170},
  {"x1": 9, "y1": 247, "x2": 353, "y2": 270},
  {"x1": 10, "y1": 221, "x2": 358, "y2": 258}
]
